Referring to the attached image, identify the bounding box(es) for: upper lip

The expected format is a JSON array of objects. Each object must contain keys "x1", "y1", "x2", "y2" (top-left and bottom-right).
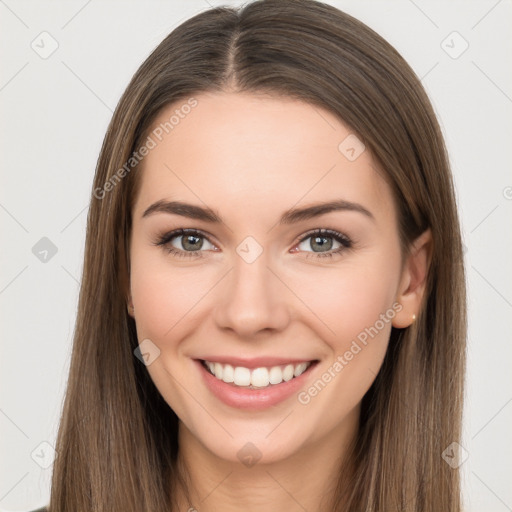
[{"x1": 197, "y1": 356, "x2": 317, "y2": 369}]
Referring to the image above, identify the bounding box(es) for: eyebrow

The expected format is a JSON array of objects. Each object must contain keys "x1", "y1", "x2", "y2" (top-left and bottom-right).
[{"x1": 142, "y1": 199, "x2": 375, "y2": 224}]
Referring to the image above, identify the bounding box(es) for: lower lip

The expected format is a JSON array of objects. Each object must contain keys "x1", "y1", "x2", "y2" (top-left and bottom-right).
[{"x1": 194, "y1": 359, "x2": 318, "y2": 410}]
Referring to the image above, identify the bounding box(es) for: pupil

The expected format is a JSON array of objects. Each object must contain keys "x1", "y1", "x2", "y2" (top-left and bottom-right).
[
  {"x1": 312, "y1": 236, "x2": 332, "y2": 252},
  {"x1": 183, "y1": 235, "x2": 202, "y2": 251}
]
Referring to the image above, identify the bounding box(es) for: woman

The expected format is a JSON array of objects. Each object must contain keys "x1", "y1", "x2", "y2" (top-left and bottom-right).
[{"x1": 40, "y1": 0, "x2": 467, "y2": 510}]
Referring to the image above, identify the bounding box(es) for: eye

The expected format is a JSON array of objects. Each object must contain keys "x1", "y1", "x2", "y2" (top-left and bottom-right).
[
  {"x1": 293, "y1": 229, "x2": 352, "y2": 259},
  {"x1": 154, "y1": 229, "x2": 216, "y2": 259},
  {"x1": 154, "y1": 228, "x2": 353, "y2": 260}
]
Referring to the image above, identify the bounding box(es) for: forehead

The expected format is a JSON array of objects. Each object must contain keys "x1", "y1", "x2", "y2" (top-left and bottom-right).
[{"x1": 134, "y1": 91, "x2": 395, "y2": 225}]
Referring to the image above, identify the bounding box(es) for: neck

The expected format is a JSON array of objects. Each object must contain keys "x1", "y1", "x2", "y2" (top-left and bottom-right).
[{"x1": 173, "y1": 406, "x2": 359, "y2": 512}]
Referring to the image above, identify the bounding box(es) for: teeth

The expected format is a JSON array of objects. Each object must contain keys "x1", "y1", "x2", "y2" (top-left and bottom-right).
[
  {"x1": 294, "y1": 362, "x2": 309, "y2": 377},
  {"x1": 251, "y1": 367, "x2": 269, "y2": 387},
  {"x1": 283, "y1": 364, "x2": 294, "y2": 381},
  {"x1": 234, "y1": 366, "x2": 251, "y2": 386},
  {"x1": 222, "y1": 364, "x2": 234, "y2": 383},
  {"x1": 203, "y1": 360, "x2": 313, "y2": 388},
  {"x1": 269, "y1": 366, "x2": 283, "y2": 384},
  {"x1": 214, "y1": 362, "x2": 223, "y2": 380}
]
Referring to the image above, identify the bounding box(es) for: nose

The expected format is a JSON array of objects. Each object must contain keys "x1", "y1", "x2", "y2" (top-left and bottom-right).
[{"x1": 213, "y1": 249, "x2": 291, "y2": 339}]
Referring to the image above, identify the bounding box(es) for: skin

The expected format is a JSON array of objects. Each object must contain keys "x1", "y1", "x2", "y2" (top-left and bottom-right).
[{"x1": 127, "y1": 91, "x2": 431, "y2": 512}]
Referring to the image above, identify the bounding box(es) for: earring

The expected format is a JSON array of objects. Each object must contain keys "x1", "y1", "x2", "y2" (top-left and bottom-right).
[
  {"x1": 127, "y1": 304, "x2": 134, "y2": 314},
  {"x1": 412, "y1": 314, "x2": 416, "y2": 321}
]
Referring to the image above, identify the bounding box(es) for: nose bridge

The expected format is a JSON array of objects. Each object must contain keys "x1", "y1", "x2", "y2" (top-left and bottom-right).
[{"x1": 213, "y1": 237, "x2": 290, "y2": 337}]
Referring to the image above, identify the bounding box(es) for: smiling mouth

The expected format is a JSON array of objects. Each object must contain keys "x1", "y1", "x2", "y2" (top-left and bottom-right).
[{"x1": 200, "y1": 359, "x2": 318, "y2": 389}]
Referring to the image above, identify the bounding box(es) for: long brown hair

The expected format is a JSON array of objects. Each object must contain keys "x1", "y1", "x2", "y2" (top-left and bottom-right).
[{"x1": 49, "y1": 1, "x2": 467, "y2": 510}]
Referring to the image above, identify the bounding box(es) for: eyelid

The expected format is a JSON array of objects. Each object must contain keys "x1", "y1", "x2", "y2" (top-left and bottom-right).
[
  {"x1": 153, "y1": 228, "x2": 219, "y2": 250},
  {"x1": 293, "y1": 227, "x2": 352, "y2": 247},
  {"x1": 154, "y1": 227, "x2": 353, "y2": 258}
]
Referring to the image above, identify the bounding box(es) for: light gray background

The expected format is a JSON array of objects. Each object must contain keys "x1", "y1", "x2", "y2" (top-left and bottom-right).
[{"x1": 1, "y1": 1, "x2": 511, "y2": 511}]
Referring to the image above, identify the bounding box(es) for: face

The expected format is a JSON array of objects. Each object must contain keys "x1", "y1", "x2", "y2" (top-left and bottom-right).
[{"x1": 128, "y1": 91, "x2": 409, "y2": 465}]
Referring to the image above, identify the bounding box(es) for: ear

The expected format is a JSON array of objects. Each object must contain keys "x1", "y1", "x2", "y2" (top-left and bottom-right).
[{"x1": 392, "y1": 229, "x2": 433, "y2": 328}]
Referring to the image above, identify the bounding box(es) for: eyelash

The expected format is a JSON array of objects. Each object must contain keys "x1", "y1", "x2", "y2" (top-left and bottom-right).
[{"x1": 153, "y1": 228, "x2": 353, "y2": 260}]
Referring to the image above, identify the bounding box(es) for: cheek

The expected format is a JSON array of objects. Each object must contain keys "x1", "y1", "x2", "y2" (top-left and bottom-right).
[
  {"x1": 128, "y1": 247, "x2": 208, "y2": 417},
  {"x1": 130, "y1": 267, "x2": 174, "y2": 341},
  {"x1": 293, "y1": 252, "x2": 401, "y2": 427},
  {"x1": 129, "y1": 242, "x2": 212, "y2": 342},
  {"x1": 296, "y1": 255, "x2": 401, "y2": 352}
]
